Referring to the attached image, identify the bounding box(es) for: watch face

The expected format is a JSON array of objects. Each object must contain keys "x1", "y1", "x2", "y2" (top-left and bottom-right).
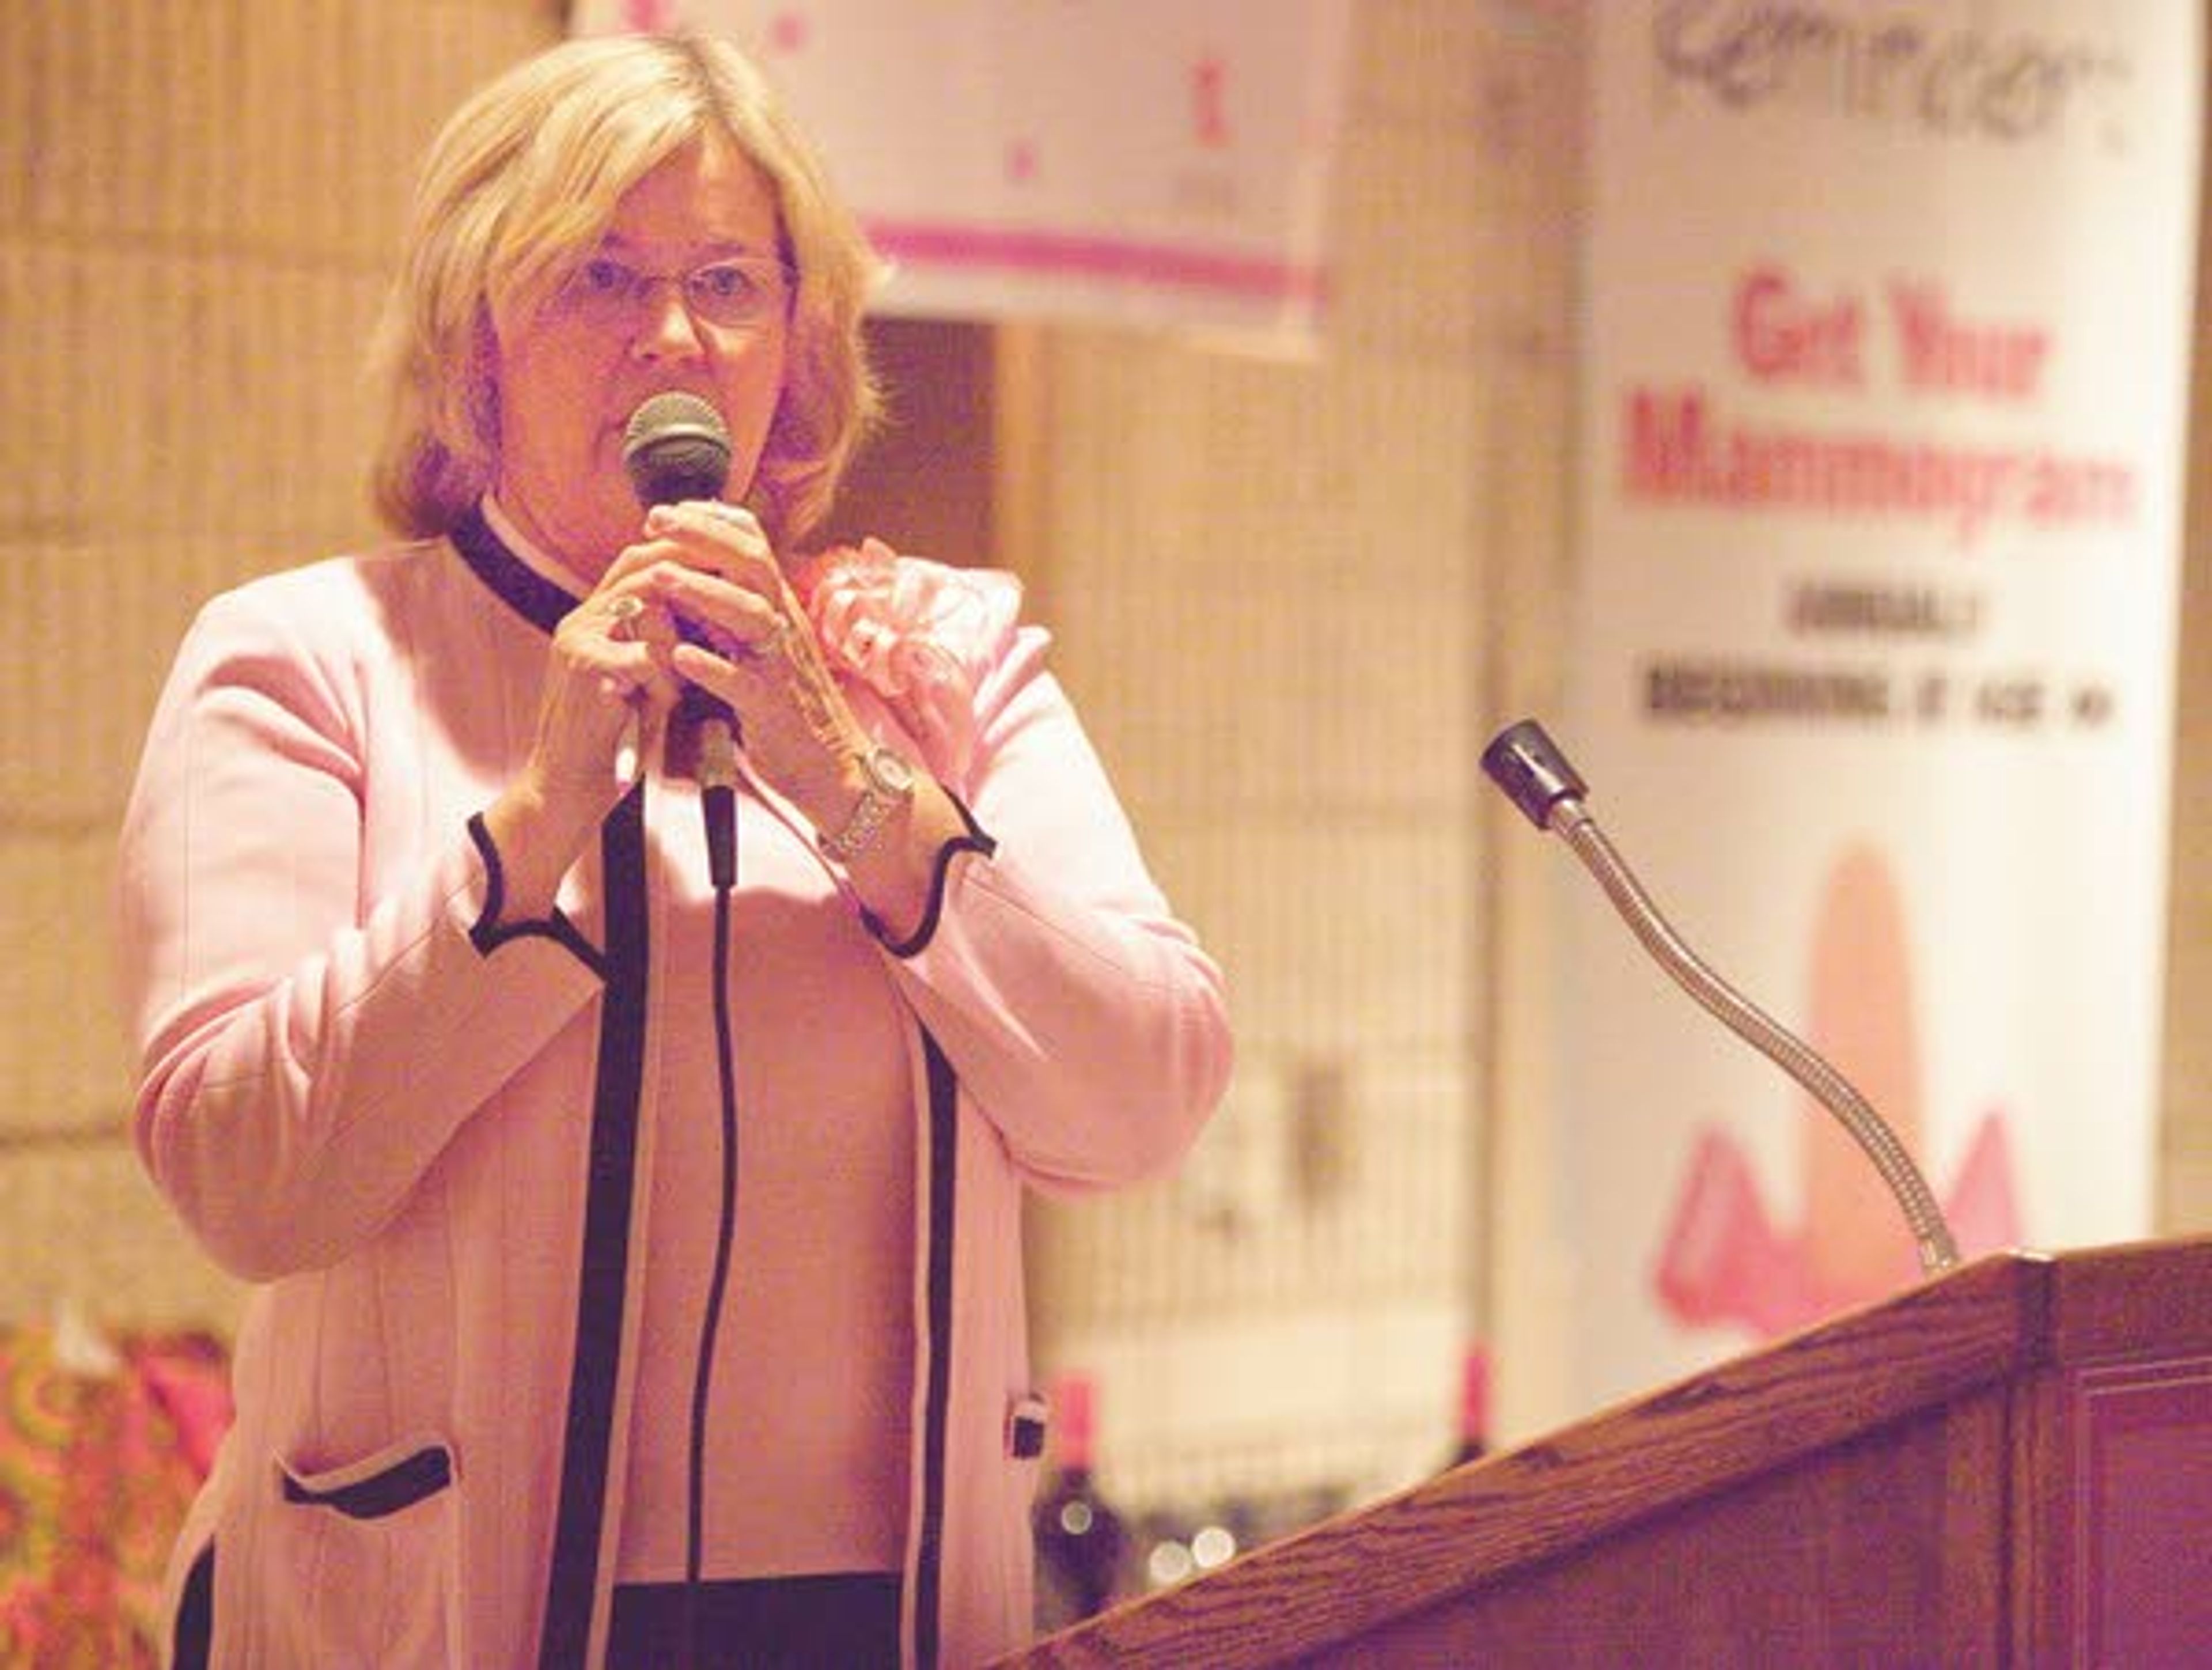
[{"x1": 868, "y1": 746, "x2": 916, "y2": 793}]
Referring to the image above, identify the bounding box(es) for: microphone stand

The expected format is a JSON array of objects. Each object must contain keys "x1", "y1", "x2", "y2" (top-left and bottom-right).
[{"x1": 1484, "y1": 719, "x2": 1960, "y2": 1277}]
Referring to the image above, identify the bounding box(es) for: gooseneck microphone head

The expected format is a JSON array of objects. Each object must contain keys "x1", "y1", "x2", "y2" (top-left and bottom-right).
[
  {"x1": 623, "y1": 391, "x2": 733, "y2": 508},
  {"x1": 1483, "y1": 717, "x2": 1961, "y2": 1277},
  {"x1": 1482, "y1": 719, "x2": 1590, "y2": 832}
]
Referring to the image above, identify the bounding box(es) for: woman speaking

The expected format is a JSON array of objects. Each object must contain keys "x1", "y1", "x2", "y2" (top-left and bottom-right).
[{"x1": 113, "y1": 31, "x2": 1230, "y2": 1669}]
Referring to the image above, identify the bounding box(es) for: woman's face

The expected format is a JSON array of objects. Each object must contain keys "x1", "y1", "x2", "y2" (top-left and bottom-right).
[{"x1": 493, "y1": 133, "x2": 790, "y2": 578}]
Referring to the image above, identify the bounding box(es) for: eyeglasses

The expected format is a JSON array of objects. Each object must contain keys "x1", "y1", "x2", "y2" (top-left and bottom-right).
[{"x1": 553, "y1": 252, "x2": 792, "y2": 331}]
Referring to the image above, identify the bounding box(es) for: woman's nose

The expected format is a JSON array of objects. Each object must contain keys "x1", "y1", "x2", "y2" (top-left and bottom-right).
[{"x1": 630, "y1": 279, "x2": 706, "y2": 359}]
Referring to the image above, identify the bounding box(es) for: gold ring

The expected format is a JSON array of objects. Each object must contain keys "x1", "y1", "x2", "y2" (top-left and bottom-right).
[{"x1": 604, "y1": 594, "x2": 645, "y2": 640}]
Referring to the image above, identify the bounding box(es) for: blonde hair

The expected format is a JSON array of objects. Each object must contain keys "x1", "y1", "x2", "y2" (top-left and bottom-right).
[{"x1": 365, "y1": 32, "x2": 884, "y2": 545}]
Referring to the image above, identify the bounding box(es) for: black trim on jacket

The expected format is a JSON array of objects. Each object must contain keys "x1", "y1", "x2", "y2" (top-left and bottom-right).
[
  {"x1": 465, "y1": 813, "x2": 609, "y2": 976},
  {"x1": 539, "y1": 781, "x2": 650, "y2": 1668},
  {"x1": 281, "y1": 1445, "x2": 455, "y2": 1520},
  {"x1": 911, "y1": 1032, "x2": 959, "y2": 1670},
  {"x1": 447, "y1": 506, "x2": 650, "y2": 1667},
  {"x1": 870, "y1": 797, "x2": 997, "y2": 959},
  {"x1": 450, "y1": 502, "x2": 577, "y2": 635}
]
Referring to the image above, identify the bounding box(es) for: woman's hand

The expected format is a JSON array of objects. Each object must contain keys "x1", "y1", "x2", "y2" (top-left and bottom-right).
[
  {"x1": 479, "y1": 558, "x2": 685, "y2": 916},
  {"x1": 625, "y1": 501, "x2": 969, "y2": 940},
  {"x1": 624, "y1": 499, "x2": 872, "y2": 823},
  {"x1": 487, "y1": 499, "x2": 964, "y2": 937}
]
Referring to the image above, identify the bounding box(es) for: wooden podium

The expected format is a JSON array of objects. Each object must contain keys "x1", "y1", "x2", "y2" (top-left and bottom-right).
[{"x1": 1003, "y1": 1237, "x2": 2212, "y2": 1667}]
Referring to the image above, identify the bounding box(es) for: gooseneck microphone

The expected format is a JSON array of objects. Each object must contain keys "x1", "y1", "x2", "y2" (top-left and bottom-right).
[{"x1": 1483, "y1": 718, "x2": 1961, "y2": 1277}]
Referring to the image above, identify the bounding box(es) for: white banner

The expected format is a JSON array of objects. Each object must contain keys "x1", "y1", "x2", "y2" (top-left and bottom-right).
[
  {"x1": 571, "y1": 1, "x2": 1350, "y2": 344},
  {"x1": 1561, "y1": 2, "x2": 2200, "y2": 1410}
]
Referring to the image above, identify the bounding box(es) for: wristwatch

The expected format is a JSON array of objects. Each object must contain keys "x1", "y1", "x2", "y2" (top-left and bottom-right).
[{"x1": 818, "y1": 743, "x2": 916, "y2": 863}]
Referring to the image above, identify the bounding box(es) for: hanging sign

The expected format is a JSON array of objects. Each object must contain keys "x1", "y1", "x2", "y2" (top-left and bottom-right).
[{"x1": 571, "y1": 0, "x2": 1351, "y2": 345}]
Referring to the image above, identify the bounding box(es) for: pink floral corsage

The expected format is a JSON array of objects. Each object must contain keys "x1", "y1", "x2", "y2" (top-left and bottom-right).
[{"x1": 796, "y1": 537, "x2": 1022, "y2": 777}]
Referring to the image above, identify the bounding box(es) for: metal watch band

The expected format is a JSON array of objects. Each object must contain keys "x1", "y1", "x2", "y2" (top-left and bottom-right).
[{"x1": 819, "y1": 745, "x2": 914, "y2": 863}]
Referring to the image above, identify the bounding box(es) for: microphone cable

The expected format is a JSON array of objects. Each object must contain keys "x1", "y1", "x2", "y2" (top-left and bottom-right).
[{"x1": 683, "y1": 713, "x2": 743, "y2": 1664}]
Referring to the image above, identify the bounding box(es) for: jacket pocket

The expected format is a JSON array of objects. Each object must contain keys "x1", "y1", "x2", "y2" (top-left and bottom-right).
[{"x1": 267, "y1": 1433, "x2": 459, "y2": 1667}]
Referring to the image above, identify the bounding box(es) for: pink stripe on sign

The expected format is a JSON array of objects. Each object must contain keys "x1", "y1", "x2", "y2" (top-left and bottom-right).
[{"x1": 863, "y1": 220, "x2": 1328, "y2": 304}]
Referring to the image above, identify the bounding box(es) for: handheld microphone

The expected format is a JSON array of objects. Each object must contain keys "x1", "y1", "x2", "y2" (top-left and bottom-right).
[
  {"x1": 1482, "y1": 718, "x2": 1960, "y2": 1277},
  {"x1": 623, "y1": 391, "x2": 741, "y2": 694},
  {"x1": 623, "y1": 389, "x2": 733, "y2": 508},
  {"x1": 623, "y1": 392, "x2": 739, "y2": 882}
]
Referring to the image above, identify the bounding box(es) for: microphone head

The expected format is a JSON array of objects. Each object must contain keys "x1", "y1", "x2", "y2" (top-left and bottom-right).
[
  {"x1": 622, "y1": 391, "x2": 733, "y2": 509},
  {"x1": 1482, "y1": 719, "x2": 1589, "y2": 830}
]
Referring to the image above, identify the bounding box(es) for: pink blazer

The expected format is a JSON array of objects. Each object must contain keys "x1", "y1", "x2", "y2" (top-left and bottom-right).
[{"x1": 114, "y1": 516, "x2": 1232, "y2": 1668}]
